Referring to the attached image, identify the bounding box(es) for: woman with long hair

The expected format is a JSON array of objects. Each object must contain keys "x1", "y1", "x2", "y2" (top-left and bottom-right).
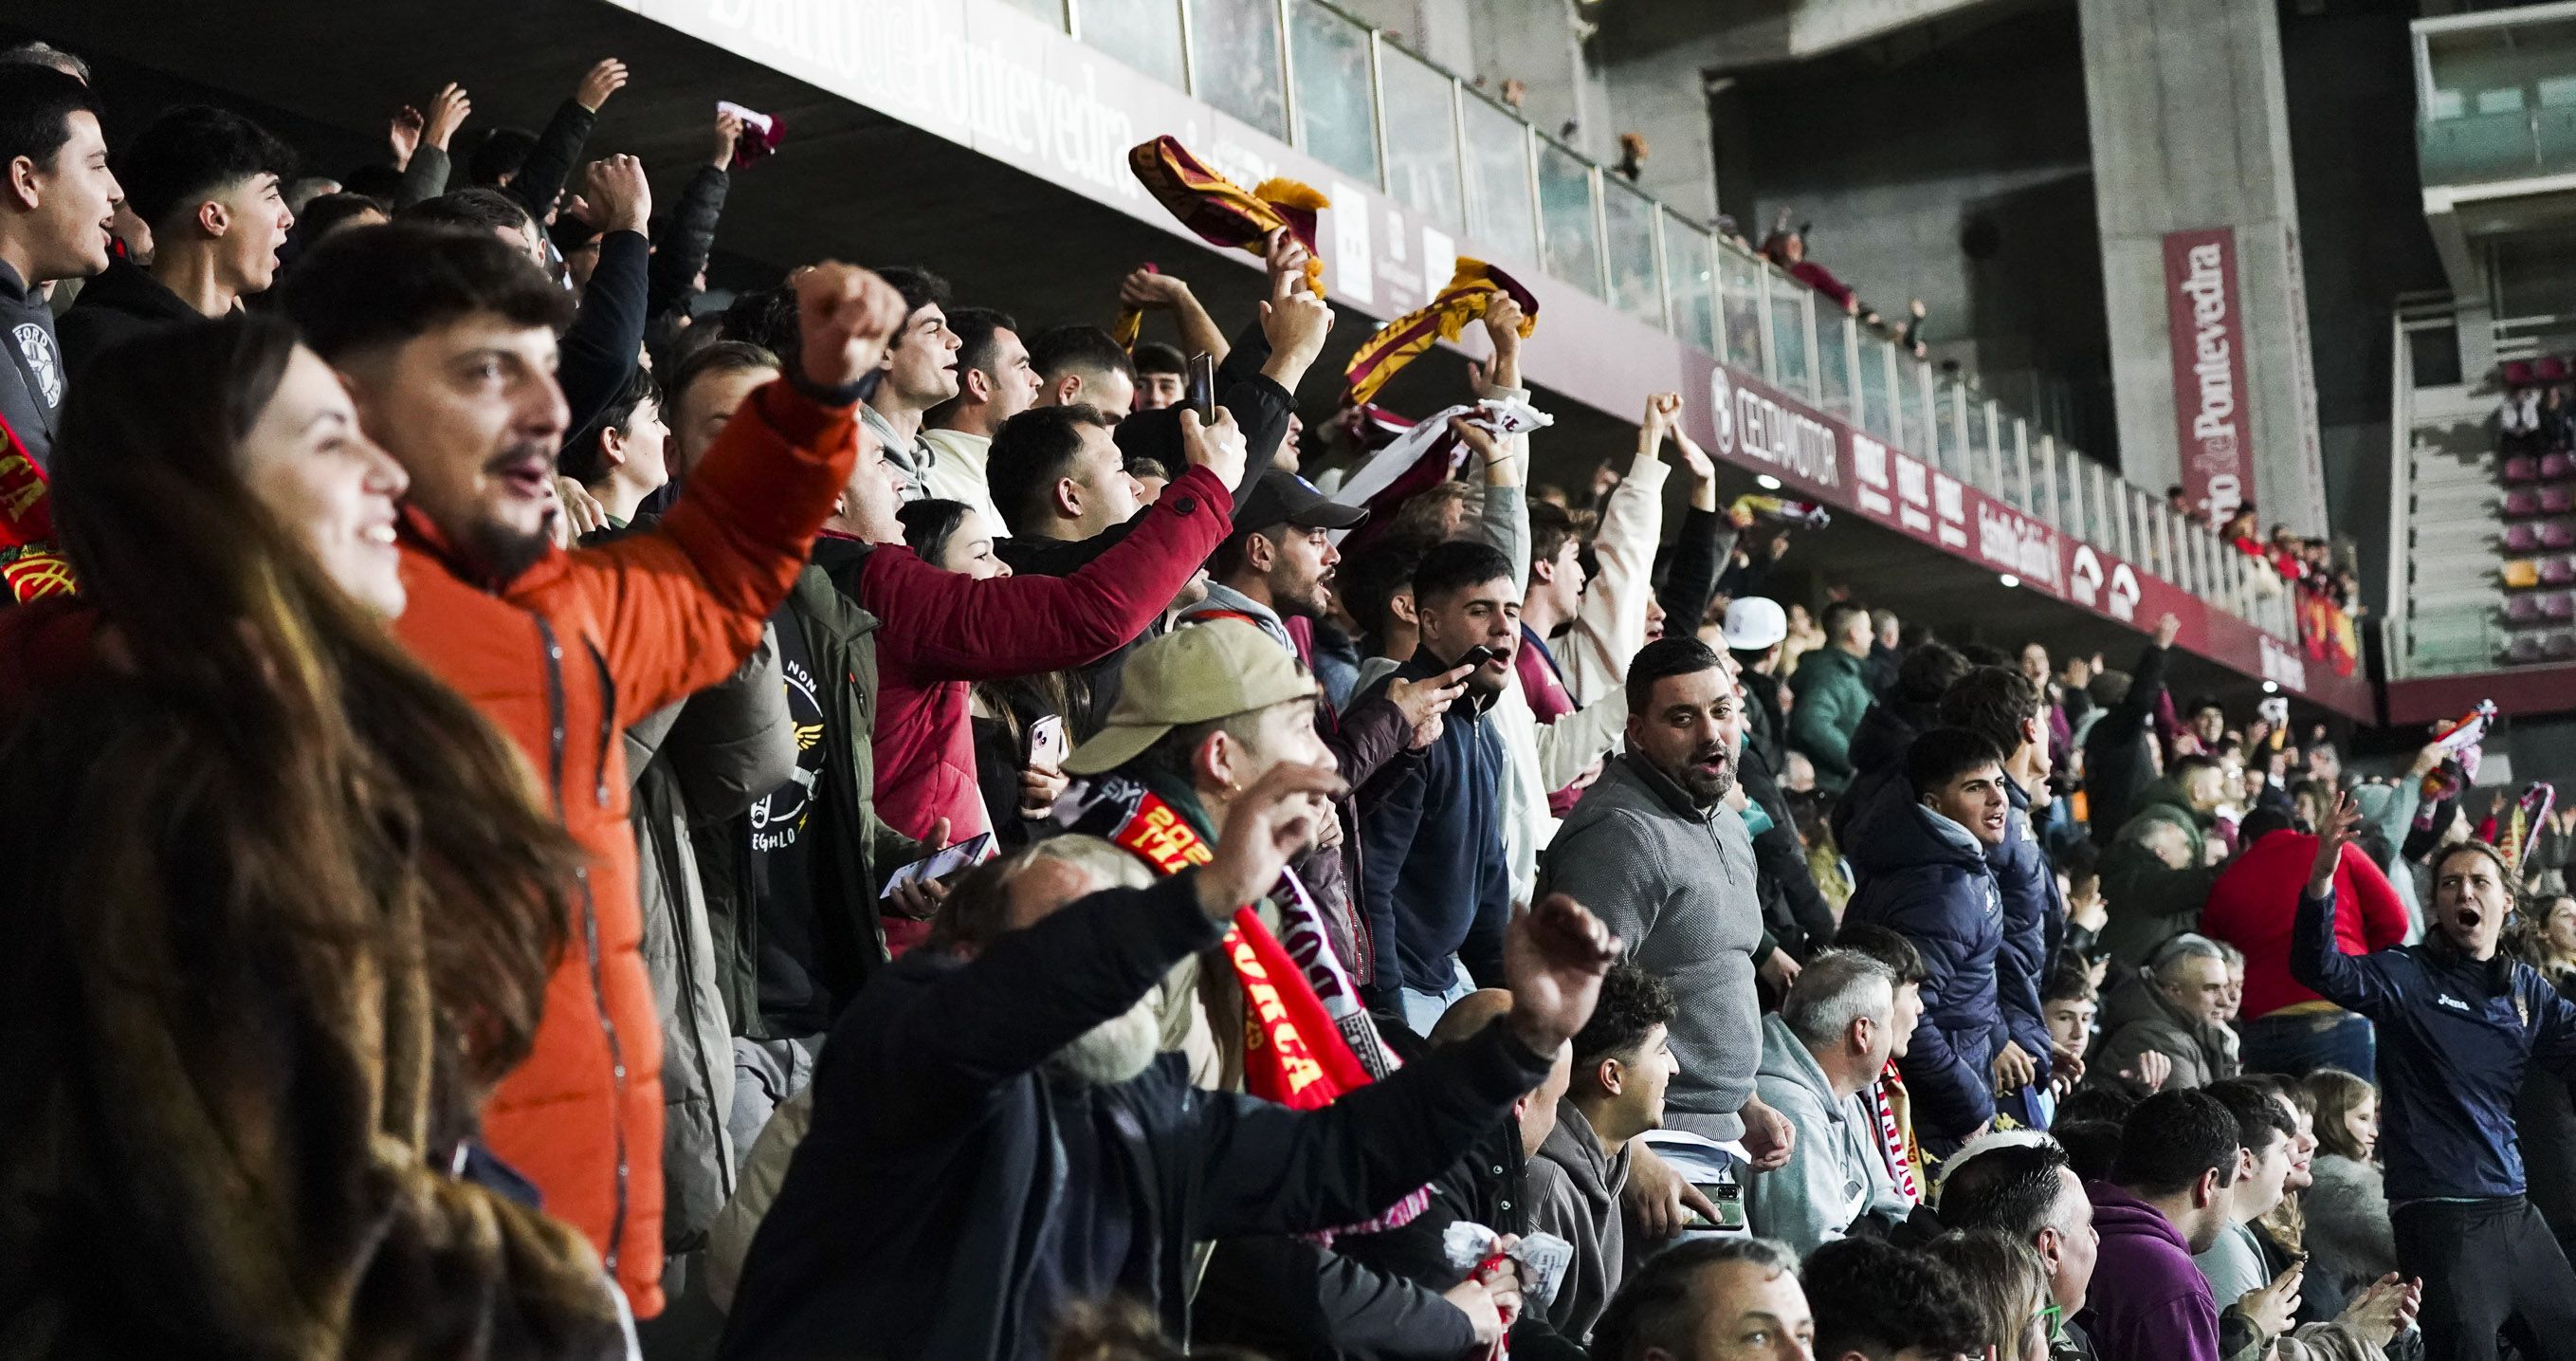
[
  {"x1": 0, "y1": 314, "x2": 628, "y2": 1356},
  {"x1": 2302, "y1": 1066, "x2": 2398, "y2": 1307}
]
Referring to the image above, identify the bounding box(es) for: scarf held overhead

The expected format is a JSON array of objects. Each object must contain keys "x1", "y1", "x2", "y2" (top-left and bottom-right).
[
  {"x1": 1341, "y1": 256, "x2": 1540, "y2": 408},
  {"x1": 1116, "y1": 135, "x2": 1330, "y2": 348}
]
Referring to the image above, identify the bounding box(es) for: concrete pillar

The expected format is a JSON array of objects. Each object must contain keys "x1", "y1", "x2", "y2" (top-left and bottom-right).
[{"x1": 2080, "y1": 0, "x2": 2330, "y2": 534}]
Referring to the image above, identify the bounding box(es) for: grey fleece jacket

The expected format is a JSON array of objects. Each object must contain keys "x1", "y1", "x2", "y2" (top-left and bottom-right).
[
  {"x1": 0, "y1": 261, "x2": 64, "y2": 468},
  {"x1": 1745, "y1": 1013, "x2": 1914, "y2": 1253},
  {"x1": 1527, "y1": 1096, "x2": 1629, "y2": 1342},
  {"x1": 1541, "y1": 752, "x2": 1763, "y2": 1139}
]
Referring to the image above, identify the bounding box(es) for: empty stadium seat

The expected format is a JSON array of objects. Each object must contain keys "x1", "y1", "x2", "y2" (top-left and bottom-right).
[
  {"x1": 2510, "y1": 487, "x2": 2545, "y2": 517},
  {"x1": 2510, "y1": 523, "x2": 2544, "y2": 553},
  {"x1": 2510, "y1": 633, "x2": 2548, "y2": 664},
  {"x1": 2547, "y1": 630, "x2": 2576, "y2": 660},
  {"x1": 2542, "y1": 522, "x2": 2575, "y2": 550},
  {"x1": 2509, "y1": 594, "x2": 2547, "y2": 625},
  {"x1": 2508, "y1": 360, "x2": 2538, "y2": 386},
  {"x1": 2509, "y1": 454, "x2": 2544, "y2": 484},
  {"x1": 2541, "y1": 356, "x2": 2568, "y2": 382},
  {"x1": 2507, "y1": 559, "x2": 2544, "y2": 588},
  {"x1": 2543, "y1": 486, "x2": 2573, "y2": 514},
  {"x1": 2543, "y1": 451, "x2": 2573, "y2": 481},
  {"x1": 2544, "y1": 556, "x2": 2575, "y2": 585}
]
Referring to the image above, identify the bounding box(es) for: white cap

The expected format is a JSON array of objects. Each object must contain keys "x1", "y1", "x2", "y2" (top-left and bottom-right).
[{"x1": 1721, "y1": 597, "x2": 1789, "y2": 651}]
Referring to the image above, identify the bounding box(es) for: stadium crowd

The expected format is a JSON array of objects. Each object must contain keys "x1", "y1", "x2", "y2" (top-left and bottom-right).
[{"x1": 0, "y1": 36, "x2": 2566, "y2": 1361}]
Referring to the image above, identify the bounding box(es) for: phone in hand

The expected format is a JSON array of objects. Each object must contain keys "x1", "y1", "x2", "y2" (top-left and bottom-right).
[
  {"x1": 879, "y1": 831, "x2": 996, "y2": 901},
  {"x1": 1457, "y1": 644, "x2": 1506, "y2": 671},
  {"x1": 1186, "y1": 352, "x2": 1217, "y2": 426},
  {"x1": 1026, "y1": 712, "x2": 1068, "y2": 771}
]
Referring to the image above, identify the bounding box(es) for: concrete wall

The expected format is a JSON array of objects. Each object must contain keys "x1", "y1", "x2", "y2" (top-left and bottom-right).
[
  {"x1": 2080, "y1": 0, "x2": 2329, "y2": 534},
  {"x1": 1707, "y1": 4, "x2": 2117, "y2": 458}
]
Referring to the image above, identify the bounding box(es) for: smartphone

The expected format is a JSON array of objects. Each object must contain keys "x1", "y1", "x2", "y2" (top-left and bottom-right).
[
  {"x1": 880, "y1": 831, "x2": 997, "y2": 900},
  {"x1": 1186, "y1": 352, "x2": 1217, "y2": 425},
  {"x1": 1026, "y1": 712, "x2": 1068, "y2": 771},
  {"x1": 1457, "y1": 644, "x2": 1506, "y2": 671},
  {"x1": 1689, "y1": 1182, "x2": 1748, "y2": 1231}
]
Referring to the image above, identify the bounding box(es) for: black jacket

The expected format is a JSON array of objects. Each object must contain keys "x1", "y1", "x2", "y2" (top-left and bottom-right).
[
  {"x1": 502, "y1": 99, "x2": 595, "y2": 224},
  {"x1": 648, "y1": 164, "x2": 728, "y2": 335},
  {"x1": 2083, "y1": 641, "x2": 2168, "y2": 847},
  {"x1": 560, "y1": 230, "x2": 649, "y2": 451},
  {"x1": 56, "y1": 258, "x2": 201, "y2": 380},
  {"x1": 718, "y1": 872, "x2": 1555, "y2": 1361},
  {"x1": 1741, "y1": 741, "x2": 1836, "y2": 959}
]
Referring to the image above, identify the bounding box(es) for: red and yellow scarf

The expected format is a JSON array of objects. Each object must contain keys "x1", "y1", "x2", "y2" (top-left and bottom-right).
[
  {"x1": 0, "y1": 408, "x2": 71, "y2": 602},
  {"x1": 1117, "y1": 136, "x2": 1329, "y2": 349},
  {"x1": 1341, "y1": 257, "x2": 1540, "y2": 407}
]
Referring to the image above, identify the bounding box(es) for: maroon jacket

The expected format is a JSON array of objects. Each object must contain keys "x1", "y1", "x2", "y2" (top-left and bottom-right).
[{"x1": 855, "y1": 466, "x2": 1235, "y2": 848}]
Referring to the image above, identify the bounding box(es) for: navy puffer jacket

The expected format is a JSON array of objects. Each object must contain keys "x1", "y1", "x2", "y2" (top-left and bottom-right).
[{"x1": 1841, "y1": 777, "x2": 2008, "y2": 1141}]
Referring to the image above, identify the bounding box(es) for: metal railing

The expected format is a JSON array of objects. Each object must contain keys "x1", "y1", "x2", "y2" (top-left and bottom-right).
[{"x1": 1038, "y1": 0, "x2": 2296, "y2": 641}]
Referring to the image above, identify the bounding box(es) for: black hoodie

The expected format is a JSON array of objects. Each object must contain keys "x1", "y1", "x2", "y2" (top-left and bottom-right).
[{"x1": 57, "y1": 257, "x2": 203, "y2": 380}]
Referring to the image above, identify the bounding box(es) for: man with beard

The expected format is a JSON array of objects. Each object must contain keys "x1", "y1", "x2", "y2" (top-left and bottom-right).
[
  {"x1": 282, "y1": 224, "x2": 908, "y2": 1317},
  {"x1": 2293, "y1": 795, "x2": 2576, "y2": 1360},
  {"x1": 1541, "y1": 635, "x2": 1799, "y2": 1233},
  {"x1": 1184, "y1": 470, "x2": 1461, "y2": 994},
  {"x1": 1361, "y1": 540, "x2": 1528, "y2": 1033},
  {"x1": 718, "y1": 759, "x2": 1621, "y2": 1361}
]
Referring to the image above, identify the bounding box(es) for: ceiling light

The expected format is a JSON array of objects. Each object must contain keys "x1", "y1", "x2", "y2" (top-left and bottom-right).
[
  {"x1": 1756, "y1": 474, "x2": 1781, "y2": 490},
  {"x1": 2262, "y1": 680, "x2": 2279, "y2": 693},
  {"x1": 1999, "y1": 574, "x2": 2020, "y2": 588}
]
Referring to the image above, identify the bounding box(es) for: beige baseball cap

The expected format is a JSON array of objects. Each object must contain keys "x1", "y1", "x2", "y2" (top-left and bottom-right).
[{"x1": 1063, "y1": 619, "x2": 1322, "y2": 776}]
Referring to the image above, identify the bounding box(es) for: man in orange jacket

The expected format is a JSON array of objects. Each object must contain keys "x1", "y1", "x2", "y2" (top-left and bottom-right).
[{"x1": 283, "y1": 221, "x2": 904, "y2": 1315}]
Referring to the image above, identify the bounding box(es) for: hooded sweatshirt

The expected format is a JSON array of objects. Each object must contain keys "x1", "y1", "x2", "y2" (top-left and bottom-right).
[
  {"x1": 1745, "y1": 1013, "x2": 1911, "y2": 1252},
  {"x1": 2081, "y1": 1181, "x2": 2221, "y2": 1361},
  {"x1": 56, "y1": 256, "x2": 204, "y2": 379},
  {"x1": 0, "y1": 260, "x2": 65, "y2": 469},
  {"x1": 1528, "y1": 1097, "x2": 1629, "y2": 1341},
  {"x1": 1840, "y1": 782, "x2": 2006, "y2": 1142}
]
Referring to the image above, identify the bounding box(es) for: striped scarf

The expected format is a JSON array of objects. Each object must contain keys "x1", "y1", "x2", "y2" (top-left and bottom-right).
[
  {"x1": 1341, "y1": 256, "x2": 1539, "y2": 407},
  {"x1": 1873, "y1": 1064, "x2": 1922, "y2": 1205},
  {"x1": 1116, "y1": 136, "x2": 1328, "y2": 348}
]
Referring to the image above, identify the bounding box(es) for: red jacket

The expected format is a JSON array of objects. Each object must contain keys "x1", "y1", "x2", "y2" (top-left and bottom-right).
[
  {"x1": 392, "y1": 378, "x2": 855, "y2": 1315},
  {"x1": 2201, "y1": 830, "x2": 2409, "y2": 1020},
  {"x1": 859, "y1": 465, "x2": 1235, "y2": 844}
]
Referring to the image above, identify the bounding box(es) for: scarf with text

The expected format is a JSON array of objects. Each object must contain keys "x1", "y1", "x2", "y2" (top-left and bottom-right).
[
  {"x1": 1060, "y1": 771, "x2": 1428, "y2": 1237},
  {"x1": 1873, "y1": 1063, "x2": 1922, "y2": 1204}
]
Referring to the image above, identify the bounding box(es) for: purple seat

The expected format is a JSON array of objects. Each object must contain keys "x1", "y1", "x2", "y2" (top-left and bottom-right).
[
  {"x1": 2509, "y1": 594, "x2": 2547, "y2": 625},
  {"x1": 2546, "y1": 630, "x2": 2576, "y2": 660},
  {"x1": 2510, "y1": 455, "x2": 2545, "y2": 484},
  {"x1": 2542, "y1": 522, "x2": 2576, "y2": 550},
  {"x1": 2508, "y1": 360, "x2": 2538, "y2": 386},
  {"x1": 2511, "y1": 634, "x2": 2548, "y2": 664},
  {"x1": 2510, "y1": 488, "x2": 2546, "y2": 517},
  {"x1": 2542, "y1": 357, "x2": 2569, "y2": 382},
  {"x1": 2545, "y1": 452, "x2": 2575, "y2": 481},
  {"x1": 2545, "y1": 593, "x2": 2574, "y2": 622},
  {"x1": 2545, "y1": 555, "x2": 2576, "y2": 586},
  {"x1": 2511, "y1": 523, "x2": 2545, "y2": 552},
  {"x1": 2543, "y1": 487, "x2": 2573, "y2": 515}
]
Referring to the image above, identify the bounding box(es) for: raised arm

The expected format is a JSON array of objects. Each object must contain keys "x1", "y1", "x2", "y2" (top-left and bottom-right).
[
  {"x1": 879, "y1": 763, "x2": 1339, "y2": 1118},
  {"x1": 2289, "y1": 794, "x2": 2402, "y2": 1017},
  {"x1": 1455, "y1": 416, "x2": 1529, "y2": 596},
  {"x1": 1119, "y1": 266, "x2": 1231, "y2": 367},
  {"x1": 575, "y1": 265, "x2": 904, "y2": 721},
  {"x1": 504, "y1": 58, "x2": 622, "y2": 221},
  {"x1": 1564, "y1": 394, "x2": 1677, "y2": 702},
  {"x1": 647, "y1": 113, "x2": 739, "y2": 327},
  {"x1": 1192, "y1": 894, "x2": 1613, "y2": 1237},
  {"x1": 555, "y1": 156, "x2": 651, "y2": 442},
  {"x1": 877, "y1": 422, "x2": 1239, "y2": 682}
]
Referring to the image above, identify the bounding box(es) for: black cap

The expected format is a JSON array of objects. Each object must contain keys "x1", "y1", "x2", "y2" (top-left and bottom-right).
[{"x1": 1234, "y1": 469, "x2": 1369, "y2": 532}]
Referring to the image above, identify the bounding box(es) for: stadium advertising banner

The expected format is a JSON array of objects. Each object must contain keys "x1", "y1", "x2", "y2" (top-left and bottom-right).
[{"x1": 2163, "y1": 227, "x2": 2254, "y2": 524}]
